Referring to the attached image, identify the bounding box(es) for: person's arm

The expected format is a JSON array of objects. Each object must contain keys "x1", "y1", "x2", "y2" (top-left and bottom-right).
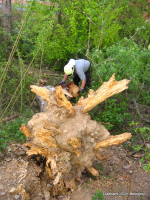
[
  {"x1": 63, "y1": 74, "x2": 68, "y2": 82},
  {"x1": 78, "y1": 79, "x2": 86, "y2": 93},
  {"x1": 59, "y1": 74, "x2": 68, "y2": 85},
  {"x1": 81, "y1": 79, "x2": 86, "y2": 89}
]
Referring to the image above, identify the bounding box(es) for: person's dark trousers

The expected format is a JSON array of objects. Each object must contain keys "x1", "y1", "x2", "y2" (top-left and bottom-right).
[
  {"x1": 85, "y1": 68, "x2": 91, "y2": 87},
  {"x1": 73, "y1": 68, "x2": 91, "y2": 87},
  {"x1": 73, "y1": 72, "x2": 80, "y2": 86}
]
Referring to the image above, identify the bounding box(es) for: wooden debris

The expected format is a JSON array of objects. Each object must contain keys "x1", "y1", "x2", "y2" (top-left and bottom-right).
[
  {"x1": 55, "y1": 86, "x2": 74, "y2": 115},
  {"x1": 68, "y1": 137, "x2": 82, "y2": 157},
  {"x1": 94, "y1": 132, "x2": 132, "y2": 149},
  {"x1": 68, "y1": 81, "x2": 80, "y2": 97},
  {"x1": 46, "y1": 157, "x2": 58, "y2": 176},
  {"x1": 20, "y1": 124, "x2": 31, "y2": 138},
  {"x1": 39, "y1": 79, "x2": 47, "y2": 85},
  {"x1": 95, "y1": 153, "x2": 104, "y2": 161},
  {"x1": 87, "y1": 167, "x2": 99, "y2": 177},
  {"x1": 30, "y1": 85, "x2": 51, "y2": 102},
  {"x1": 24, "y1": 143, "x2": 51, "y2": 157},
  {"x1": 34, "y1": 129, "x2": 58, "y2": 148},
  {"x1": 77, "y1": 74, "x2": 130, "y2": 113},
  {"x1": 18, "y1": 184, "x2": 30, "y2": 200},
  {"x1": 68, "y1": 137, "x2": 82, "y2": 149},
  {"x1": 62, "y1": 88, "x2": 73, "y2": 98},
  {"x1": 53, "y1": 172, "x2": 62, "y2": 185},
  {"x1": 46, "y1": 166, "x2": 53, "y2": 179}
]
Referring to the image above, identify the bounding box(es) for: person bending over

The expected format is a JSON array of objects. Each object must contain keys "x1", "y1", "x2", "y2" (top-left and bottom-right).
[{"x1": 59, "y1": 59, "x2": 91, "y2": 93}]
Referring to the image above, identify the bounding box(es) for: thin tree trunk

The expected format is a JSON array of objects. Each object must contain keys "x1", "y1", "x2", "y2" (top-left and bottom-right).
[{"x1": 2, "y1": 0, "x2": 12, "y2": 36}]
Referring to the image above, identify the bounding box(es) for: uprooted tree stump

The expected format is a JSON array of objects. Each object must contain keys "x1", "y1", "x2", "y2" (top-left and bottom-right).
[{"x1": 20, "y1": 74, "x2": 131, "y2": 196}]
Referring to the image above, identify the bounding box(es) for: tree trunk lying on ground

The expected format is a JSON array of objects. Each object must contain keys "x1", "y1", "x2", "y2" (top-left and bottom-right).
[{"x1": 20, "y1": 74, "x2": 131, "y2": 196}]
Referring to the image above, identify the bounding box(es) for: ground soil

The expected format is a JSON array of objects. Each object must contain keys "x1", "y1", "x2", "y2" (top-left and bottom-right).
[{"x1": 0, "y1": 143, "x2": 149, "y2": 200}]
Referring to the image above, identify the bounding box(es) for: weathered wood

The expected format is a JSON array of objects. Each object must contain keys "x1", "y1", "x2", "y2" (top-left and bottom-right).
[
  {"x1": 86, "y1": 167, "x2": 99, "y2": 177},
  {"x1": 20, "y1": 75, "x2": 131, "y2": 196},
  {"x1": 68, "y1": 137, "x2": 82, "y2": 157},
  {"x1": 62, "y1": 88, "x2": 73, "y2": 98},
  {"x1": 94, "y1": 132, "x2": 131, "y2": 149},
  {"x1": 55, "y1": 86, "x2": 74, "y2": 115},
  {"x1": 20, "y1": 124, "x2": 31, "y2": 138},
  {"x1": 77, "y1": 74, "x2": 130, "y2": 113},
  {"x1": 18, "y1": 184, "x2": 30, "y2": 200},
  {"x1": 30, "y1": 85, "x2": 51, "y2": 102},
  {"x1": 68, "y1": 82, "x2": 79, "y2": 97},
  {"x1": 24, "y1": 143, "x2": 51, "y2": 157}
]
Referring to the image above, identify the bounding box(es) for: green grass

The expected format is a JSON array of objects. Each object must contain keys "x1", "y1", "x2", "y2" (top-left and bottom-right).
[
  {"x1": 0, "y1": 116, "x2": 29, "y2": 152},
  {"x1": 92, "y1": 190, "x2": 106, "y2": 200}
]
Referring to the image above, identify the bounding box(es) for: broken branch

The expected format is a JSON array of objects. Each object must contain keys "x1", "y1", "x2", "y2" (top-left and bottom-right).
[
  {"x1": 94, "y1": 132, "x2": 131, "y2": 149},
  {"x1": 77, "y1": 74, "x2": 130, "y2": 113}
]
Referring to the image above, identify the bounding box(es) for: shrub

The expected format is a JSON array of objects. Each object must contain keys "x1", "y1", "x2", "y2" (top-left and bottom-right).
[
  {"x1": 15, "y1": 0, "x2": 150, "y2": 65},
  {"x1": 92, "y1": 190, "x2": 106, "y2": 200},
  {"x1": 0, "y1": 59, "x2": 36, "y2": 118},
  {"x1": 89, "y1": 39, "x2": 150, "y2": 106},
  {"x1": 0, "y1": 117, "x2": 28, "y2": 152},
  {"x1": 90, "y1": 98, "x2": 130, "y2": 131}
]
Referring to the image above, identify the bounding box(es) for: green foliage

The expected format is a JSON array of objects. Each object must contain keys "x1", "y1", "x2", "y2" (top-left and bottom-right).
[
  {"x1": 128, "y1": 121, "x2": 150, "y2": 172},
  {"x1": 0, "y1": 60, "x2": 36, "y2": 117},
  {"x1": 90, "y1": 98, "x2": 130, "y2": 131},
  {"x1": 89, "y1": 39, "x2": 150, "y2": 106},
  {"x1": 88, "y1": 39, "x2": 149, "y2": 131},
  {"x1": 11, "y1": 0, "x2": 149, "y2": 66},
  {"x1": 119, "y1": 0, "x2": 150, "y2": 46},
  {"x1": 0, "y1": 117, "x2": 28, "y2": 152},
  {"x1": 143, "y1": 162, "x2": 150, "y2": 172},
  {"x1": 92, "y1": 190, "x2": 106, "y2": 200},
  {"x1": 0, "y1": 0, "x2": 149, "y2": 65}
]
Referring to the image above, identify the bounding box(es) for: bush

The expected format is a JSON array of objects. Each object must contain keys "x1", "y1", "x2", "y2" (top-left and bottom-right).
[
  {"x1": 0, "y1": 59, "x2": 36, "y2": 117},
  {"x1": 92, "y1": 190, "x2": 106, "y2": 200},
  {"x1": 127, "y1": 122, "x2": 150, "y2": 172},
  {"x1": 90, "y1": 98, "x2": 130, "y2": 131},
  {"x1": 15, "y1": 0, "x2": 150, "y2": 65},
  {"x1": 89, "y1": 39, "x2": 150, "y2": 106},
  {"x1": 0, "y1": 117, "x2": 28, "y2": 152}
]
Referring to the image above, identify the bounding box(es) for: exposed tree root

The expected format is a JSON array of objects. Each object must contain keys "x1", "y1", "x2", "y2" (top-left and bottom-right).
[{"x1": 20, "y1": 74, "x2": 131, "y2": 196}]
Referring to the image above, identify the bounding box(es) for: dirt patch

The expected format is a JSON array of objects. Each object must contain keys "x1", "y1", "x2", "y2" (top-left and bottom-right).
[{"x1": 0, "y1": 143, "x2": 150, "y2": 200}]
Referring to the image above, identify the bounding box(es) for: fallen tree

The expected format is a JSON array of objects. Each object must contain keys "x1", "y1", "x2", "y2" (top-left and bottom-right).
[{"x1": 20, "y1": 74, "x2": 131, "y2": 196}]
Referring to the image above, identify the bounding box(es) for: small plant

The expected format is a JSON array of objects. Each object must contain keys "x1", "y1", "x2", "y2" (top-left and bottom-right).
[
  {"x1": 92, "y1": 190, "x2": 106, "y2": 200},
  {"x1": 142, "y1": 156, "x2": 150, "y2": 171},
  {"x1": 96, "y1": 162, "x2": 104, "y2": 171},
  {"x1": 129, "y1": 121, "x2": 150, "y2": 172},
  {"x1": 0, "y1": 116, "x2": 28, "y2": 152}
]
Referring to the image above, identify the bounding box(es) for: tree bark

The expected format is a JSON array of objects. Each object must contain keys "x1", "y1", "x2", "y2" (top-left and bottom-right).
[{"x1": 2, "y1": 0, "x2": 12, "y2": 35}]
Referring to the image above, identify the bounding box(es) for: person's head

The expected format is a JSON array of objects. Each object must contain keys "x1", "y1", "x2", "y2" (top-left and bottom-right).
[{"x1": 64, "y1": 59, "x2": 75, "y2": 76}]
